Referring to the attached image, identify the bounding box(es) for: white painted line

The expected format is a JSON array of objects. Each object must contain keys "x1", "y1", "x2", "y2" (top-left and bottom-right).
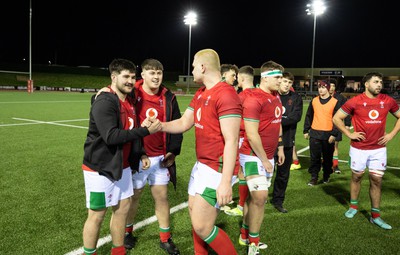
[
  {"x1": 12, "y1": 117, "x2": 88, "y2": 129},
  {"x1": 0, "y1": 100, "x2": 88, "y2": 104},
  {"x1": 64, "y1": 202, "x2": 189, "y2": 255},
  {"x1": 0, "y1": 118, "x2": 89, "y2": 127},
  {"x1": 0, "y1": 122, "x2": 43, "y2": 127}
]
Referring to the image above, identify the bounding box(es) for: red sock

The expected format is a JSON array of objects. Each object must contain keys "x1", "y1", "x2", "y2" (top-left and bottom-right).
[
  {"x1": 293, "y1": 159, "x2": 299, "y2": 165},
  {"x1": 125, "y1": 224, "x2": 133, "y2": 234},
  {"x1": 238, "y1": 181, "x2": 249, "y2": 208},
  {"x1": 371, "y1": 208, "x2": 380, "y2": 219},
  {"x1": 248, "y1": 235, "x2": 260, "y2": 246},
  {"x1": 111, "y1": 246, "x2": 125, "y2": 255},
  {"x1": 350, "y1": 199, "x2": 358, "y2": 210},
  {"x1": 240, "y1": 225, "x2": 249, "y2": 240},
  {"x1": 333, "y1": 159, "x2": 338, "y2": 167},
  {"x1": 160, "y1": 231, "x2": 171, "y2": 243},
  {"x1": 207, "y1": 227, "x2": 237, "y2": 255},
  {"x1": 192, "y1": 228, "x2": 208, "y2": 255}
]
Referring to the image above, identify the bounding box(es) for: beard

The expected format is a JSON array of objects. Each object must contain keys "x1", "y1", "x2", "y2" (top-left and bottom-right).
[{"x1": 367, "y1": 86, "x2": 380, "y2": 96}]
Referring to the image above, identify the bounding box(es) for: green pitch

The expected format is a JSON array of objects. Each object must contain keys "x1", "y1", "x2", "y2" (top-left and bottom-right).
[{"x1": 0, "y1": 91, "x2": 399, "y2": 255}]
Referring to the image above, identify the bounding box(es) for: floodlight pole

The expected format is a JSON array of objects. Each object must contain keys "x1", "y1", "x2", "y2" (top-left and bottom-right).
[
  {"x1": 306, "y1": 1, "x2": 326, "y2": 93},
  {"x1": 184, "y1": 12, "x2": 197, "y2": 94},
  {"x1": 310, "y1": 13, "x2": 316, "y2": 93},
  {"x1": 28, "y1": 0, "x2": 33, "y2": 93},
  {"x1": 186, "y1": 24, "x2": 192, "y2": 94}
]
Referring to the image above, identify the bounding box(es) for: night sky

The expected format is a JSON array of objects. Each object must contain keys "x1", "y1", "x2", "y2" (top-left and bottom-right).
[{"x1": 1, "y1": 0, "x2": 398, "y2": 73}]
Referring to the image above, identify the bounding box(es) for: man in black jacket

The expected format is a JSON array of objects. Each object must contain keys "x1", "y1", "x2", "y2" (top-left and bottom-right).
[
  {"x1": 81, "y1": 59, "x2": 161, "y2": 255},
  {"x1": 271, "y1": 72, "x2": 303, "y2": 213}
]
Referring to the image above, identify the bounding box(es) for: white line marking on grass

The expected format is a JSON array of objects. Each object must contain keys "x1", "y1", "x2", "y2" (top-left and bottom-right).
[
  {"x1": 12, "y1": 117, "x2": 88, "y2": 129},
  {"x1": 0, "y1": 100, "x2": 88, "y2": 104},
  {"x1": 0, "y1": 118, "x2": 89, "y2": 127},
  {"x1": 64, "y1": 201, "x2": 189, "y2": 255}
]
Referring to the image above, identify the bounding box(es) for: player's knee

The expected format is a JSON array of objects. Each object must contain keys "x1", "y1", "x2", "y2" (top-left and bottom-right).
[
  {"x1": 369, "y1": 169, "x2": 384, "y2": 177},
  {"x1": 351, "y1": 169, "x2": 365, "y2": 175}
]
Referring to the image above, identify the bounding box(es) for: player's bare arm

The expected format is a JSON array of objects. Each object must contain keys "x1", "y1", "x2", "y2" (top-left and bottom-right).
[
  {"x1": 161, "y1": 108, "x2": 194, "y2": 134},
  {"x1": 277, "y1": 125, "x2": 285, "y2": 166},
  {"x1": 333, "y1": 110, "x2": 365, "y2": 141},
  {"x1": 378, "y1": 111, "x2": 400, "y2": 145},
  {"x1": 217, "y1": 117, "x2": 241, "y2": 206}
]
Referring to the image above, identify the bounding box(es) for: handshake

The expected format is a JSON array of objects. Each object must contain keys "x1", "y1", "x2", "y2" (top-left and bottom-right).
[{"x1": 141, "y1": 116, "x2": 162, "y2": 134}]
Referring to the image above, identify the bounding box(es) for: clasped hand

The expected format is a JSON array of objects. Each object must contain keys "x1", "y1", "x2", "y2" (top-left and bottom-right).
[{"x1": 141, "y1": 116, "x2": 162, "y2": 134}]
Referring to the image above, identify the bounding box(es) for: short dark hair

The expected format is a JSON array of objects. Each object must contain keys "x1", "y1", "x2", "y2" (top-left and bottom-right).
[
  {"x1": 238, "y1": 65, "x2": 254, "y2": 77},
  {"x1": 283, "y1": 71, "x2": 294, "y2": 82},
  {"x1": 362, "y1": 72, "x2": 383, "y2": 85},
  {"x1": 141, "y1": 58, "x2": 164, "y2": 71},
  {"x1": 220, "y1": 64, "x2": 239, "y2": 75},
  {"x1": 109, "y1": 59, "x2": 136, "y2": 74},
  {"x1": 260, "y1": 60, "x2": 284, "y2": 73}
]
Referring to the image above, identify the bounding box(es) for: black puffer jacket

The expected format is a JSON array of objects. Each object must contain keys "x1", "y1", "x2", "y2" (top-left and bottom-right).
[{"x1": 83, "y1": 92, "x2": 149, "y2": 181}]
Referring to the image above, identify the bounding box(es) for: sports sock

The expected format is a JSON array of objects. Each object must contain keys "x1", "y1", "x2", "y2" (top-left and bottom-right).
[
  {"x1": 192, "y1": 228, "x2": 208, "y2": 255},
  {"x1": 349, "y1": 199, "x2": 358, "y2": 210},
  {"x1": 248, "y1": 232, "x2": 260, "y2": 246},
  {"x1": 371, "y1": 208, "x2": 380, "y2": 219},
  {"x1": 111, "y1": 245, "x2": 125, "y2": 255},
  {"x1": 240, "y1": 223, "x2": 249, "y2": 240},
  {"x1": 159, "y1": 226, "x2": 171, "y2": 242},
  {"x1": 204, "y1": 226, "x2": 237, "y2": 255},
  {"x1": 125, "y1": 223, "x2": 133, "y2": 234},
  {"x1": 333, "y1": 156, "x2": 339, "y2": 167},
  {"x1": 83, "y1": 247, "x2": 96, "y2": 255},
  {"x1": 293, "y1": 159, "x2": 299, "y2": 165},
  {"x1": 238, "y1": 180, "x2": 249, "y2": 208}
]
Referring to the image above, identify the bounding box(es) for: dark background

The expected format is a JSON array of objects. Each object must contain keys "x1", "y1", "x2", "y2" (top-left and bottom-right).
[{"x1": 1, "y1": 0, "x2": 398, "y2": 73}]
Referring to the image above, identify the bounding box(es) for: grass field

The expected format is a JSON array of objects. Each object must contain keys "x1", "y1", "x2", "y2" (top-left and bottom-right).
[{"x1": 1, "y1": 91, "x2": 399, "y2": 255}]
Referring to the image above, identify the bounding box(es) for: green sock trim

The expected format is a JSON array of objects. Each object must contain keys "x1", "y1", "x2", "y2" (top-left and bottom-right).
[
  {"x1": 126, "y1": 223, "x2": 133, "y2": 228},
  {"x1": 242, "y1": 223, "x2": 249, "y2": 230},
  {"x1": 112, "y1": 244, "x2": 124, "y2": 248},
  {"x1": 159, "y1": 226, "x2": 170, "y2": 232},
  {"x1": 239, "y1": 180, "x2": 247, "y2": 185},
  {"x1": 204, "y1": 226, "x2": 218, "y2": 244},
  {"x1": 83, "y1": 247, "x2": 96, "y2": 255},
  {"x1": 350, "y1": 199, "x2": 358, "y2": 205},
  {"x1": 371, "y1": 208, "x2": 380, "y2": 213},
  {"x1": 249, "y1": 232, "x2": 259, "y2": 238},
  {"x1": 333, "y1": 156, "x2": 338, "y2": 160}
]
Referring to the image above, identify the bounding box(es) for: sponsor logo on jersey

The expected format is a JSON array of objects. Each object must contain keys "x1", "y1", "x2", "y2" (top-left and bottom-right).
[
  {"x1": 194, "y1": 108, "x2": 204, "y2": 129},
  {"x1": 146, "y1": 108, "x2": 158, "y2": 119},
  {"x1": 128, "y1": 117, "x2": 134, "y2": 130},
  {"x1": 365, "y1": 109, "x2": 382, "y2": 124},
  {"x1": 275, "y1": 106, "x2": 281, "y2": 118}
]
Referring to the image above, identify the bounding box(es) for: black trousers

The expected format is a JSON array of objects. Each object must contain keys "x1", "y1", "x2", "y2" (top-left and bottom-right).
[
  {"x1": 272, "y1": 146, "x2": 293, "y2": 206},
  {"x1": 308, "y1": 137, "x2": 334, "y2": 181}
]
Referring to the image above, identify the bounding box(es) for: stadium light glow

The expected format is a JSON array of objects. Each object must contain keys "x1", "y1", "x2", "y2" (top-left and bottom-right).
[{"x1": 184, "y1": 11, "x2": 197, "y2": 94}]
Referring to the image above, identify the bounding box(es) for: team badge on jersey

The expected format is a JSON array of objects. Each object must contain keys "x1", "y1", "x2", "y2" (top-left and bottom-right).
[
  {"x1": 282, "y1": 106, "x2": 286, "y2": 115},
  {"x1": 146, "y1": 108, "x2": 158, "y2": 119}
]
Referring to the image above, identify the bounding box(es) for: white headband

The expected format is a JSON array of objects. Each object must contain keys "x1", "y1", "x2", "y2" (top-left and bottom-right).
[{"x1": 261, "y1": 70, "x2": 283, "y2": 77}]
